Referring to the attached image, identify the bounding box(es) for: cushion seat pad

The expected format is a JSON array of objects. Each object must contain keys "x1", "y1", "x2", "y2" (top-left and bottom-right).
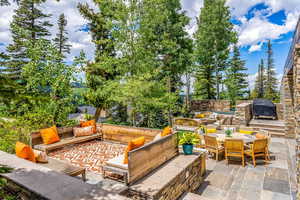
[
  {"x1": 34, "y1": 134, "x2": 100, "y2": 152},
  {"x1": 105, "y1": 155, "x2": 128, "y2": 170}
]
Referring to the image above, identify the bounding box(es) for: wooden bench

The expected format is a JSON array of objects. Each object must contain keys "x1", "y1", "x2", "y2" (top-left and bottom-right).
[
  {"x1": 101, "y1": 123, "x2": 161, "y2": 144},
  {"x1": 103, "y1": 133, "x2": 178, "y2": 185},
  {"x1": 30, "y1": 125, "x2": 102, "y2": 154},
  {"x1": 123, "y1": 151, "x2": 207, "y2": 200}
]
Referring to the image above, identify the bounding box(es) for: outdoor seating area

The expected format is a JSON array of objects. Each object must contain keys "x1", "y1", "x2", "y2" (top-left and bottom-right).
[
  {"x1": 2, "y1": 122, "x2": 205, "y2": 199},
  {"x1": 181, "y1": 137, "x2": 297, "y2": 200}
]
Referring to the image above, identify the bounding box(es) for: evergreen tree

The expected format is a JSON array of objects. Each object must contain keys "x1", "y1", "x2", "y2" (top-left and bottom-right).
[
  {"x1": 225, "y1": 45, "x2": 248, "y2": 106},
  {"x1": 253, "y1": 59, "x2": 265, "y2": 98},
  {"x1": 78, "y1": 0, "x2": 119, "y2": 122},
  {"x1": 53, "y1": 13, "x2": 71, "y2": 58},
  {"x1": 264, "y1": 40, "x2": 278, "y2": 100},
  {"x1": 5, "y1": 0, "x2": 52, "y2": 80},
  {"x1": 194, "y1": 0, "x2": 236, "y2": 100},
  {"x1": 139, "y1": 0, "x2": 193, "y2": 124},
  {"x1": 0, "y1": 0, "x2": 18, "y2": 6}
]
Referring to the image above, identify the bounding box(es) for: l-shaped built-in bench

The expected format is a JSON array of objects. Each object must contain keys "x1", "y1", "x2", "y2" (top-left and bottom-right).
[{"x1": 104, "y1": 133, "x2": 207, "y2": 200}]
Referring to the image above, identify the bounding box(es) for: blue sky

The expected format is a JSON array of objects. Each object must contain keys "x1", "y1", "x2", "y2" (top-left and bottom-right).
[{"x1": 1, "y1": 0, "x2": 300, "y2": 88}]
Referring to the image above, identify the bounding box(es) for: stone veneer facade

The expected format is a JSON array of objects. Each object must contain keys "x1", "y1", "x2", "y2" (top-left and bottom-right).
[
  {"x1": 280, "y1": 16, "x2": 300, "y2": 199},
  {"x1": 191, "y1": 100, "x2": 231, "y2": 112},
  {"x1": 233, "y1": 103, "x2": 252, "y2": 126}
]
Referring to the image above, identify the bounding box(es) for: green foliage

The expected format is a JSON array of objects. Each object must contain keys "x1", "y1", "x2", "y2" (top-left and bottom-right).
[
  {"x1": 178, "y1": 131, "x2": 200, "y2": 145},
  {"x1": 18, "y1": 39, "x2": 76, "y2": 127},
  {"x1": 0, "y1": 119, "x2": 30, "y2": 154},
  {"x1": 53, "y1": 13, "x2": 71, "y2": 57},
  {"x1": 6, "y1": 0, "x2": 52, "y2": 80},
  {"x1": 224, "y1": 45, "x2": 249, "y2": 106},
  {"x1": 264, "y1": 40, "x2": 278, "y2": 101},
  {"x1": 252, "y1": 59, "x2": 265, "y2": 99},
  {"x1": 0, "y1": 166, "x2": 18, "y2": 200},
  {"x1": 78, "y1": 0, "x2": 192, "y2": 126},
  {"x1": 194, "y1": 0, "x2": 237, "y2": 100},
  {"x1": 225, "y1": 129, "x2": 233, "y2": 137}
]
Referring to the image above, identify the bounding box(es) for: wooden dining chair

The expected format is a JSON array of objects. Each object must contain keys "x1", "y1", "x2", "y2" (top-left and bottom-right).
[
  {"x1": 260, "y1": 130, "x2": 271, "y2": 160},
  {"x1": 204, "y1": 135, "x2": 224, "y2": 161},
  {"x1": 224, "y1": 139, "x2": 245, "y2": 167},
  {"x1": 244, "y1": 138, "x2": 268, "y2": 167}
]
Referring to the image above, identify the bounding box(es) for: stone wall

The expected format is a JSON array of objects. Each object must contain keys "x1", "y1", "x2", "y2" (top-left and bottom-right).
[
  {"x1": 155, "y1": 154, "x2": 206, "y2": 200},
  {"x1": 233, "y1": 103, "x2": 252, "y2": 126},
  {"x1": 125, "y1": 153, "x2": 206, "y2": 200},
  {"x1": 191, "y1": 100, "x2": 230, "y2": 112},
  {"x1": 275, "y1": 103, "x2": 284, "y2": 120},
  {"x1": 236, "y1": 100, "x2": 253, "y2": 105}
]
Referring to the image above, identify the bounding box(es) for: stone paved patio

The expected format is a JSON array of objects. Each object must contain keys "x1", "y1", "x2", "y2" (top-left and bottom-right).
[
  {"x1": 190, "y1": 138, "x2": 297, "y2": 200},
  {"x1": 49, "y1": 140, "x2": 126, "y2": 174}
]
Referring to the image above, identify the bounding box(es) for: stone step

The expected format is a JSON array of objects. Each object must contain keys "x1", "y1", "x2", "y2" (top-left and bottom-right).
[
  {"x1": 248, "y1": 120, "x2": 285, "y2": 128},
  {"x1": 181, "y1": 192, "x2": 213, "y2": 200},
  {"x1": 249, "y1": 126, "x2": 285, "y2": 133},
  {"x1": 268, "y1": 131, "x2": 286, "y2": 138},
  {"x1": 248, "y1": 123, "x2": 285, "y2": 129}
]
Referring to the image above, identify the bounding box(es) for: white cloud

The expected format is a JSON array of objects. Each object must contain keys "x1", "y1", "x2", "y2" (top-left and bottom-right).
[
  {"x1": 249, "y1": 42, "x2": 263, "y2": 52},
  {"x1": 0, "y1": 0, "x2": 96, "y2": 61},
  {"x1": 238, "y1": 10, "x2": 299, "y2": 52},
  {"x1": 226, "y1": 0, "x2": 263, "y2": 17},
  {"x1": 248, "y1": 73, "x2": 257, "y2": 90}
]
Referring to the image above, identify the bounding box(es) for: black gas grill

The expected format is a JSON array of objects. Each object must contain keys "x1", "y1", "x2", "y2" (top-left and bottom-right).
[{"x1": 252, "y1": 99, "x2": 276, "y2": 119}]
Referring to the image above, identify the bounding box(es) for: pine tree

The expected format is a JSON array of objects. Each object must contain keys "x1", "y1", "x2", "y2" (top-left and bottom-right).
[
  {"x1": 53, "y1": 13, "x2": 71, "y2": 58},
  {"x1": 78, "y1": 0, "x2": 119, "y2": 122},
  {"x1": 139, "y1": 0, "x2": 193, "y2": 124},
  {"x1": 194, "y1": 0, "x2": 236, "y2": 100},
  {"x1": 5, "y1": 0, "x2": 52, "y2": 80},
  {"x1": 225, "y1": 45, "x2": 248, "y2": 106},
  {"x1": 264, "y1": 40, "x2": 278, "y2": 100},
  {"x1": 253, "y1": 59, "x2": 265, "y2": 98},
  {"x1": 0, "y1": 0, "x2": 19, "y2": 6}
]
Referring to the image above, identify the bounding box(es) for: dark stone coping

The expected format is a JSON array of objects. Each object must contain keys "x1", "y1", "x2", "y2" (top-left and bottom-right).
[{"x1": 0, "y1": 151, "x2": 129, "y2": 200}]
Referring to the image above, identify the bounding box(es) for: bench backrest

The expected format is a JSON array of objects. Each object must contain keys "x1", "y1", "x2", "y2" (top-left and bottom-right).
[
  {"x1": 30, "y1": 126, "x2": 75, "y2": 146},
  {"x1": 127, "y1": 133, "x2": 178, "y2": 184},
  {"x1": 101, "y1": 123, "x2": 161, "y2": 144},
  {"x1": 173, "y1": 118, "x2": 199, "y2": 127}
]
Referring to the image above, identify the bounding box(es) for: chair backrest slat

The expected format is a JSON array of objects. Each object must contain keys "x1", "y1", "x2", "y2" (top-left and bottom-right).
[
  {"x1": 253, "y1": 138, "x2": 268, "y2": 153},
  {"x1": 204, "y1": 135, "x2": 218, "y2": 149},
  {"x1": 225, "y1": 139, "x2": 244, "y2": 153}
]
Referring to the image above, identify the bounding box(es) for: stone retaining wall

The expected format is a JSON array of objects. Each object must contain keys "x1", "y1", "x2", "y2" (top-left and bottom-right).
[
  {"x1": 155, "y1": 155, "x2": 206, "y2": 200},
  {"x1": 236, "y1": 100, "x2": 253, "y2": 105},
  {"x1": 124, "y1": 153, "x2": 206, "y2": 200},
  {"x1": 233, "y1": 103, "x2": 252, "y2": 126},
  {"x1": 191, "y1": 100, "x2": 230, "y2": 112}
]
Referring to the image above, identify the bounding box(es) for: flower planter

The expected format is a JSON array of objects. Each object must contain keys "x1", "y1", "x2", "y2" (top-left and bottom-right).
[{"x1": 182, "y1": 144, "x2": 193, "y2": 155}]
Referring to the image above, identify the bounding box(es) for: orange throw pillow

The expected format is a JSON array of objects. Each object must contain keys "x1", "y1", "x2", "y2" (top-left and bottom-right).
[
  {"x1": 161, "y1": 126, "x2": 172, "y2": 137},
  {"x1": 15, "y1": 142, "x2": 36, "y2": 162},
  {"x1": 123, "y1": 136, "x2": 145, "y2": 164},
  {"x1": 80, "y1": 120, "x2": 96, "y2": 133},
  {"x1": 255, "y1": 133, "x2": 266, "y2": 139},
  {"x1": 40, "y1": 126, "x2": 60, "y2": 145}
]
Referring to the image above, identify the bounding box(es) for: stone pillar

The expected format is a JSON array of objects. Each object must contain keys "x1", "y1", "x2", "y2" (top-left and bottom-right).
[
  {"x1": 281, "y1": 74, "x2": 295, "y2": 138},
  {"x1": 294, "y1": 44, "x2": 300, "y2": 200},
  {"x1": 234, "y1": 103, "x2": 252, "y2": 126}
]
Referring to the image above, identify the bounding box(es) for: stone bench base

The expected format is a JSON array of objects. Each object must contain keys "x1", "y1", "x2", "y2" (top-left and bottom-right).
[{"x1": 124, "y1": 152, "x2": 206, "y2": 200}]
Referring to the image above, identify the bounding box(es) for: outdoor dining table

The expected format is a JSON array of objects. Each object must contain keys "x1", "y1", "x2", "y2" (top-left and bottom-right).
[{"x1": 209, "y1": 131, "x2": 256, "y2": 144}]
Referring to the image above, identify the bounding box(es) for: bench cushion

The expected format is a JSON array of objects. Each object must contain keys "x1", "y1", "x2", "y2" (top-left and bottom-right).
[
  {"x1": 105, "y1": 155, "x2": 128, "y2": 170},
  {"x1": 34, "y1": 134, "x2": 101, "y2": 152}
]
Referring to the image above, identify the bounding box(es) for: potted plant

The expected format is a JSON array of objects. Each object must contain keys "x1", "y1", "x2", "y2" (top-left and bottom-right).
[
  {"x1": 225, "y1": 128, "x2": 233, "y2": 137},
  {"x1": 178, "y1": 132, "x2": 200, "y2": 155}
]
